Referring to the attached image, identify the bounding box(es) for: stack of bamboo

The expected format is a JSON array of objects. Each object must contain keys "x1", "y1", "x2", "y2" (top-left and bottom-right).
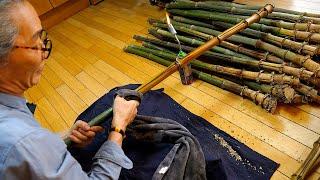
[{"x1": 124, "y1": 0, "x2": 320, "y2": 113}]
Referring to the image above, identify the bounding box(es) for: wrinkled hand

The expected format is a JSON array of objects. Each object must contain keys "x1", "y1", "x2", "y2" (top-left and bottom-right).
[
  {"x1": 69, "y1": 120, "x2": 104, "y2": 148},
  {"x1": 112, "y1": 96, "x2": 139, "y2": 131}
]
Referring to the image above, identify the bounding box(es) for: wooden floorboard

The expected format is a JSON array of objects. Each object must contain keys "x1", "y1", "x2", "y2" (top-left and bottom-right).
[{"x1": 25, "y1": 0, "x2": 320, "y2": 179}]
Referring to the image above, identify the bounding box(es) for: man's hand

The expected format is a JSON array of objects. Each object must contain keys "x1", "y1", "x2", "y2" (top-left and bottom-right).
[
  {"x1": 112, "y1": 96, "x2": 139, "y2": 131},
  {"x1": 69, "y1": 120, "x2": 104, "y2": 148},
  {"x1": 108, "y1": 96, "x2": 139, "y2": 146}
]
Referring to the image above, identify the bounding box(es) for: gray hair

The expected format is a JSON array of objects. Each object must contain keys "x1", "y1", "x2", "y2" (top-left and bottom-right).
[{"x1": 0, "y1": 0, "x2": 24, "y2": 65}]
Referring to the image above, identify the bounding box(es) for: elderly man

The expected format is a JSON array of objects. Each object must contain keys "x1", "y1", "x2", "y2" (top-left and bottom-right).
[{"x1": 0, "y1": 0, "x2": 139, "y2": 179}]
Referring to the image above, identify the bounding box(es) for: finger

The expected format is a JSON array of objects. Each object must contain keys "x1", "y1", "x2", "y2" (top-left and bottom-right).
[
  {"x1": 72, "y1": 130, "x2": 88, "y2": 141},
  {"x1": 69, "y1": 135, "x2": 82, "y2": 144},
  {"x1": 75, "y1": 121, "x2": 90, "y2": 131},
  {"x1": 90, "y1": 126, "x2": 104, "y2": 133},
  {"x1": 79, "y1": 129, "x2": 96, "y2": 138}
]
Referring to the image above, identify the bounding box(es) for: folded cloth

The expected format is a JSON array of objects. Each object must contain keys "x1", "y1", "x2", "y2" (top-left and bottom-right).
[
  {"x1": 127, "y1": 115, "x2": 206, "y2": 180},
  {"x1": 68, "y1": 84, "x2": 279, "y2": 180}
]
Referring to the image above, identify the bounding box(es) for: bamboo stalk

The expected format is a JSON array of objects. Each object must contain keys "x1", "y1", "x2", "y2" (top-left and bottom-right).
[
  {"x1": 168, "y1": 9, "x2": 320, "y2": 43},
  {"x1": 292, "y1": 137, "x2": 320, "y2": 180},
  {"x1": 134, "y1": 34, "x2": 287, "y2": 65},
  {"x1": 203, "y1": 1, "x2": 320, "y2": 19},
  {"x1": 294, "y1": 84, "x2": 320, "y2": 104},
  {"x1": 172, "y1": 12, "x2": 320, "y2": 34},
  {"x1": 138, "y1": 35, "x2": 317, "y2": 86},
  {"x1": 166, "y1": 0, "x2": 320, "y2": 24},
  {"x1": 153, "y1": 19, "x2": 320, "y2": 56},
  {"x1": 148, "y1": 28, "x2": 254, "y2": 60},
  {"x1": 241, "y1": 81, "x2": 303, "y2": 104},
  {"x1": 124, "y1": 45, "x2": 277, "y2": 112},
  {"x1": 64, "y1": 4, "x2": 274, "y2": 146},
  {"x1": 211, "y1": 21, "x2": 320, "y2": 56},
  {"x1": 128, "y1": 45, "x2": 300, "y2": 86},
  {"x1": 156, "y1": 21, "x2": 320, "y2": 77}
]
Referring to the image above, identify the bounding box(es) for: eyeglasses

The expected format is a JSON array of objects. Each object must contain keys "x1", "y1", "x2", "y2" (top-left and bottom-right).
[{"x1": 14, "y1": 30, "x2": 52, "y2": 60}]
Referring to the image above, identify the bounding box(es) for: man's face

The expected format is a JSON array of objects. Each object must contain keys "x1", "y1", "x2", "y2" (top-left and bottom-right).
[{"x1": 3, "y1": 2, "x2": 45, "y2": 89}]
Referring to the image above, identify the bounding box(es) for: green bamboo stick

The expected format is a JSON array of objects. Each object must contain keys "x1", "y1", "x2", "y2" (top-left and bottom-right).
[
  {"x1": 208, "y1": 21, "x2": 320, "y2": 56},
  {"x1": 166, "y1": 0, "x2": 320, "y2": 24},
  {"x1": 138, "y1": 35, "x2": 310, "y2": 82},
  {"x1": 168, "y1": 9, "x2": 320, "y2": 42},
  {"x1": 148, "y1": 28, "x2": 253, "y2": 59},
  {"x1": 202, "y1": 0, "x2": 320, "y2": 19},
  {"x1": 124, "y1": 45, "x2": 278, "y2": 112},
  {"x1": 134, "y1": 35, "x2": 287, "y2": 65},
  {"x1": 129, "y1": 45, "x2": 300, "y2": 86},
  {"x1": 154, "y1": 22, "x2": 320, "y2": 77}
]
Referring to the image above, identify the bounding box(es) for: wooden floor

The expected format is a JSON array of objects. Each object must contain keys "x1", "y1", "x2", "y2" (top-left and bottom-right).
[{"x1": 25, "y1": 0, "x2": 320, "y2": 179}]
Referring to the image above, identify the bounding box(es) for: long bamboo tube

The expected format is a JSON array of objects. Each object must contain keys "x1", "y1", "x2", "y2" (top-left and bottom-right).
[
  {"x1": 166, "y1": 0, "x2": 320, "y2": 24},
  {"x1": 209, "y1": 21, "x2": 320, "y2": 56},
  {"x1": 203, "y1": 1, "x2": 320, "y2": 19},
  {"x1": 64, "y1": 4, "x2": 274, "y2": 146},
  {"x1": 294, "y1": 84, "x2": 320, "y2": 104},
  {"x1": 172, "y1": 12, "x2": 320, "y2": 34},
  {"x1": 148, "y1": 27, "x2": 254, "y2": 60},
  {"x1": 134, "y1": 35, "x2": 287, "y2": 65},
  {"x1": 168, "y1": 9, "x2": 320, "y2": 43},
  {"x1": 124, "y1": 45, "x2": 278, "y2": 112},
  {"x1": 153, "y1": 21, "x2": 320, "y2": 77},
  {"x1": 152, "y1": 19, "x2": 319, "y2": 56}
]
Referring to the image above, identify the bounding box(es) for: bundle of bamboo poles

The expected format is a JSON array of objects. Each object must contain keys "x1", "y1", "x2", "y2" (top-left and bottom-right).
[
  {"x1": 123, "y1": 0, "x2": 320, "y2": 114},
  {"x1": 122, "y1": 2, "x2": 320, "y2": 177}
]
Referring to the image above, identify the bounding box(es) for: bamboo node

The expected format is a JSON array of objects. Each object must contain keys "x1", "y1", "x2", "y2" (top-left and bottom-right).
[
  {"x1": 282, "y1": 50, "x2": 290, "y2": 60},
  {"x1": 298, "y1": 67, "x2": 306, "y2": 78},
  {"x1": 300, "y1": 55, "x2": 310, "y2": 66},
  {"x1": 254, "y1": 12, "x2": 262, "y2": 23},
  {"x1": 262, "y1": 52, "x2": 270, "y2": 61},
  {"x1": 240, "y1": 86, "x2": 248, "y2": 97},
  {"x1": 191, "y1": 38, "x2": 196, "y2": 45},
  {"x1": 305, "y1": 32, "x2": 315, "y2": 43},
  {"x1": 271, "y1": 72, "x2": 276, "y2": 85},
  {"x1": 297, "y1": 42, "x2": 308, "y2": 54},
  {"x1": 240, "y1": 69, "x2": 245, "y2": 80},
  {"x1": 221, "y1": 80, "x2": 225, "y2": 89},
  {"x1": 280, "y1": 36, "x2": 289, "y2": 49},
  {"x1": 279, "y1": 64, "x2": 285, "y2": 74},
  {"x1": 253, "y1": 91, "x2": 260, "y2": 105},
  {"x1": 236, "y1": 44, "x2": 243, "y2": 53},
  {"x1": 195, "y1": 2, "x2": 199, "y2": 8},
  {"x1": 231, "y1": 7, "x2": 236, "y2": 14},
  {"x1": 256, "y1": 70, "x2": 264, "y2": 83},
  {"x1": 293, "y1": 28, "x2": 298, "y2": 41},
  {"x1": 307, "y1": 21, "x2": 313, "y2": 32}
]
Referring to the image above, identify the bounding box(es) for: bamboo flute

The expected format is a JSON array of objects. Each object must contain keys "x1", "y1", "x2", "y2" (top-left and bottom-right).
[{"x1": 64, "y1": 4, "x2": 274, "y2": 146}]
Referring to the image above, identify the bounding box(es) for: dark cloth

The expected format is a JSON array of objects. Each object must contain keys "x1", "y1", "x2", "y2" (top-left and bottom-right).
[
  {"x1": 69, "y1": 84, "x2": 279, "y2": 180},
  {"x1": 128, "y1": 115, "x2": 206, "y2": 180}
]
